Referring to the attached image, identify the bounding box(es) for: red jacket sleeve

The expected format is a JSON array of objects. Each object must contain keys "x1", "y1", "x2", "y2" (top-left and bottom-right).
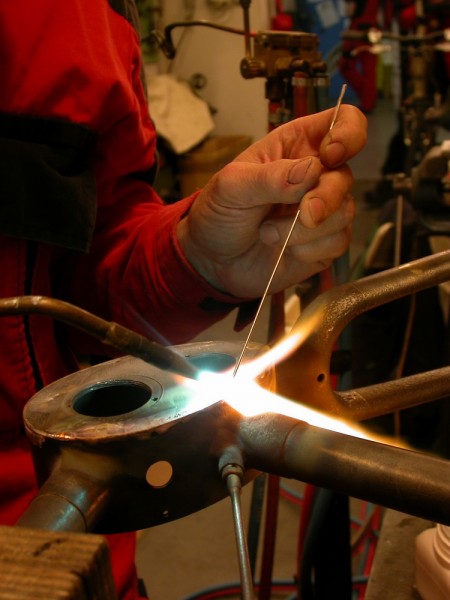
[{"x1": 0, "y1": 0, "x2": 247, "y2": 345}]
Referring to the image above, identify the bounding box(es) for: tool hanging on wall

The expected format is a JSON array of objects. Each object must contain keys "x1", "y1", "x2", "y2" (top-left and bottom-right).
[
  {"x1": 238, "y1": 0, "x2": 328, "y2": 129},
  {"x1": 149, "y1": 4, "x2": 328, "y2": 128}
]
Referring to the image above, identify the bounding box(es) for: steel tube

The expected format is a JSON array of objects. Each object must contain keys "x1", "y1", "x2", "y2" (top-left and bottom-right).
[
  {"x1": 284, "y1": 250, "x2": 450, "y2": 413},
  {"x1": 0, "y1": 296, "x2": 199, "y2": 379},
  {"x1": 335, "y1": 366, "x2": 450, "y2": 420},
  {"x1": 226, "y1": 472, "x2": 254, "y2": 600},
  {"x1": 239, "y1": 413, "x2": 450, "y2": 526},
  {"x1": 18, "y1": 468, "x2": 112, "y2": 533}
]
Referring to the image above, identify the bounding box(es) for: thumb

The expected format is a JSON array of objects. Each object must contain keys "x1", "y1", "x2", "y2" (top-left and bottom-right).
[
  {"x1": 216, "y1": 156, "x2": 322, "y2": 210},
  {"x1": 320, "y1": 105, "x2": 368, "y2": 168}
]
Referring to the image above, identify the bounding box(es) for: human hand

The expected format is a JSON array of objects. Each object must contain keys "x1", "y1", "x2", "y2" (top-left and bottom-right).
[{"x1": 177, "y1": 104, "x2": 367, "y2": 298}]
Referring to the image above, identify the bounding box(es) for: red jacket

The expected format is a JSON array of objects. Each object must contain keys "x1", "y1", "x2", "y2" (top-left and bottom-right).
[{"x1": 0, "y1": 1, "x2": 244, "y2": 597}]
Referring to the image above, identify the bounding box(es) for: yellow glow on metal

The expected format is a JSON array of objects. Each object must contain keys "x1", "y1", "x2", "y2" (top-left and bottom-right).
[
  {"x1": 185, "y1": 329, "x2": 406, "y2": 448},
  {"x1": 201, "y1": 370, "x2": 371, "y2": 440}
]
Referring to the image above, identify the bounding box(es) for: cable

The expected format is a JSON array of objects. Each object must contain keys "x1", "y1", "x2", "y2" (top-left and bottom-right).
[
  {"x1": 0, "y1": 296, "x2": 199, "y2": 378},
  {"x1": 247, "y1": 475, "x2": 266, "y2": 579},
  {"x1": 279, "y1": 481, "x2": 304, "y2": 506},
  {"x1": 148, "y1": 20, "x2": 255, "y2": 60},
  {"x1": 296, "y1": 483, "x2": 317, "y2": 588},
  {"x1": 223, "y1": 465, "x2": 254, "y2": 600},
  {"x1": 351, "y1": 504, "x2": 381, "y2": 552},
  {"x1": 258, "y1": 475, "x2": 280, "y2": 600},
  {"x1": 182, "y1": 494, "x2": 381, "y2": 600}
]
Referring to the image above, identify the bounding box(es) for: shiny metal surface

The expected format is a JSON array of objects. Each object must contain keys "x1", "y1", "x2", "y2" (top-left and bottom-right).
[
  {"x1": 239, "y1": 413, "x2": 450, "y2": 526},
  {"x1": 281, "y1": 249, "x2": 450, "y2": 416},
  {"x1": 20, "y1": 251, "x2": 450, "y2": 535},
  {"x1": 337, "y1": 366, "x2": 450, "y2": 420},
  {"x1": 0, "y1": 295, "x2": 199, "y2": 378},
  {"x1": 22, "y1": 341, "x2": 269, "y2": 533},
  {"x1": 223, "y1": 466, "x2": 254, "y2": 600}
]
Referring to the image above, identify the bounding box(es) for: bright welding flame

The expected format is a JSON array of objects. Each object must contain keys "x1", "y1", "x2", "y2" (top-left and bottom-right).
[
  {"x1": 184, "y1": 321, "x2": 404, "y2": 447},
  {"x1": 236, "y1": 306, "x2": 323, "y2": 381},
  {"x1": 191, "y1": 369, "x2": 371, "y2": 441},
  {"x1": 231, "y1": 321, "x2": 371, "y2": 440},
  {"x1": 179, "y1": 299, "x2": 409, "y2": 449}
]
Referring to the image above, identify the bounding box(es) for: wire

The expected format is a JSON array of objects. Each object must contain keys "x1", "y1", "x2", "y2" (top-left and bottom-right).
[
  {"x1": 279, "y1": 481, "x2": 304, "y2": 506},
  {"x1": 225, "y1": 470, "x2": 254, "y2": 600},
  {"x1": 258, "y1": 475, "x2": 280, "y2": 600},
  {"x1": 351, "y1": 505, "x2": 381, "y2": 552},
  {"x1": 247, "y1": 475, "x2": 266, "y2": 579},
  {"x1": 148, "y1": 19, "x2": 255, "y2": 60},
  {"x1": 0, "y1": 296, "x2": 198, "y2": 378}
]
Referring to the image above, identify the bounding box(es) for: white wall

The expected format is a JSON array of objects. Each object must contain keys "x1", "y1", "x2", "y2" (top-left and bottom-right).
[{"x1": 158, "y1": 1, "x2": 271, "y2": 142}]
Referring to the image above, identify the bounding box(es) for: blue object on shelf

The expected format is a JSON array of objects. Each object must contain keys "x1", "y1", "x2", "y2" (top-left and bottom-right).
[{"x1": 295, "y1": 0, "x2": 357, "y2": 102}]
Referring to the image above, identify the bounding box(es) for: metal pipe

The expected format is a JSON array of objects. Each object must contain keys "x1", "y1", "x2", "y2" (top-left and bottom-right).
[
  {"x1": 224, "y1": 466, "x2": 254, "y2": 600},
  {"x1": 336, "y1": 366, "x2": 450, "y2": 421},
  {"x1": 286, "y1": 250, "x2": 450, "y2": 413},
  {"x1": 22, "y1": 344, "x2": 270, "y2": 534},
  {"x1": 0, "y1": 295, "x2": 199, "y2": 379},
  {"x1": 240, "y1": 0, "x2": 252, "y2": 59},
  {"x1": 239, "y1": 413, "x2": 450, "y2": 526},
  {"x1": 152, "y1": 20, "x2": 253, "y2": 60},
  {"x1": 17, "y1": 468, "x2": 112, "y2": 533}
]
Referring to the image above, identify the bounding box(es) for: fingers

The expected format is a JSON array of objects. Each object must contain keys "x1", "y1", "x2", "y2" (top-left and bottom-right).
[
  {"x1": 177, "y1": 105, "x2": 366, "y2": 298},
  {"x1": 319, "y1": 104, "x2": 368, "y2": 168},
  {"x1": 208, "y1": 155, "x2": 323, "y2": 210},
  {"x1": 258, "y1": 221, "x2": 353, "y2": 293},
  {"x1": 282, "y1": 104, "x2": 367, "y2": 168},
  {"x1": 259, "y1": 193, "x2": 355, "y2": 248},
  {"x1": 259, "y1": 163, "x2": 354, "y2": 240},
  {"x1": 299, "y1": 164, "x2": 354, "y2": 228},
  {"x1": 282, "y1": 224, "x2": 353, "y2": 284},
  {"x1": 300, "y1": 165, "x2": 353, "y2": 228},
  {"x1": 235, "y1": 104, "x2": 367, "y2": 166},
  {"x1": 286, "y1": 222, "x2": 353, "y2": 265}
]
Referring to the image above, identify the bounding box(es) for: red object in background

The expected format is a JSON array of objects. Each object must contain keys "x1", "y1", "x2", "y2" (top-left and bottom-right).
[
  {"x1": 272, "y1": 0, "x2": 293, "y2": 31},
  {"x1": 339, "y1": 49, "x2": 378, "y2": 113},
  {"x1": 339, "y1": 0, "x2": 380, "y2": 113},
  {"x1": 293, "y1": 71, "x2": 310, "y2": 118}
]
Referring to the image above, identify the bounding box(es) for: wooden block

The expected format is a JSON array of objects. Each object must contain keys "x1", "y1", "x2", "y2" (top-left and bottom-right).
[{"x1": 0, "y1": 526, "x2": 117, "y2": 600}]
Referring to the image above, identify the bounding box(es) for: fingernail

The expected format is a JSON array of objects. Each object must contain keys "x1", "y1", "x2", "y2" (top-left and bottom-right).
[
  {"x1": 287, "y1": 157, "x2": 312, "y2": 184},
  {"x1": 308, "y1": 197, "x2": 325, "y2": 225},
  {"x1": 260, "y1": 222, "x2": 280, "y2": 245},
  {"x1": 325, "y1": 141, "x2": 345, "y2": 167}
]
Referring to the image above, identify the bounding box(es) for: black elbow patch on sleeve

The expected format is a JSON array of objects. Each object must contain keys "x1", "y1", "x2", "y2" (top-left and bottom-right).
[{"x1": 0, "y1": 113, "x2": 97, "y2": 252}]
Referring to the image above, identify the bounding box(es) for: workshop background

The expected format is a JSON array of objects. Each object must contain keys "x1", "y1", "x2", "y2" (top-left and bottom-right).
[
  {"x1": 3, "y1": 0, "x2": 450, "y2": 599},
  {"x1": 139, "y1": 0, "x2": 364, "y2": 201},
  {"x1": 135, "y1": 101, "x2": 397, "y2": 600},
  {"x1": 131, "y1": 0, "x2": 450, "y2": 599}
]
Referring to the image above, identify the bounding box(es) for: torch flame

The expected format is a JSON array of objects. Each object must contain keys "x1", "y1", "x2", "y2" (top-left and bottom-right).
[
  {"x1": 232, "y1": 304, "x2": 323, "y2": 381},
  {"x1": 191, "y1": 368, "x2": 371, "y2": 441},
  {"x1": 184, "y1": 321, "x2": 406, "y2": 448}
]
